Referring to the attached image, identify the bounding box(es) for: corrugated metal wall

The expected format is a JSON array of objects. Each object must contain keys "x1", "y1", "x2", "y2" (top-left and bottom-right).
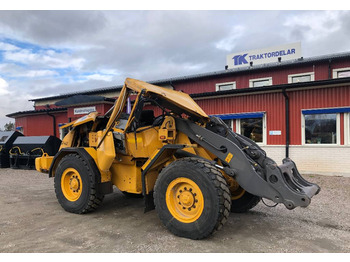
[
  {"x1": 193, "y1": 85, "x2": 350, "y2": 145},
  {"x1": 15, "y1": 112, "x2": 67, "y2": 137},
  {"x1": 195, "y1": 92, "x2": 286, "y2": 145},
  {"x1": 174, "y1": 61, "x2": 350, "y2": 95},
  {"x1": 288, "y1": 85, "x2": 350, "y2": 145}
]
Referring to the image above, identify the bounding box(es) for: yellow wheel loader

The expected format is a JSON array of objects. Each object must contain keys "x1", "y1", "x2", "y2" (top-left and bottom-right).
[{"x1": 36, "y1": 78, "x2": 320, "y2": 240}]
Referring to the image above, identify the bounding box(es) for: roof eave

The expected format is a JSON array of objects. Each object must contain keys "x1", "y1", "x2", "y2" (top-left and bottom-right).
[{"x1": 6, "y1": 108, "x2": 68, "y2": 118}]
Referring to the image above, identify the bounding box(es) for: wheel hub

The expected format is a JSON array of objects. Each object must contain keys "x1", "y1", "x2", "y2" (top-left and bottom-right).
[
  {"x1": 61, "y1": 168, "x2": 83, "y2": 202},
  {"x1": 166, "y1": 177, "x2": 204, "y2": 223},
  {"x1": 178, "y1": 189, "x2": 196, "y2": 208},
  {"x1": 69, "y1": 176, "x2": 80, "y2": 192}
]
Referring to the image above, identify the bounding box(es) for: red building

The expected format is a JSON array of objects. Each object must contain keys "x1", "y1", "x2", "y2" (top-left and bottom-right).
[{"x1": 7, "y1": 51, "x2": 350, "y2": 176}]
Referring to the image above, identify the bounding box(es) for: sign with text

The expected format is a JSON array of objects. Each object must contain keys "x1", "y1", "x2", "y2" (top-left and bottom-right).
[
  {"x1": 269, "y1": 130, "x2": 282, "y2": 136},
  {"x1": 226, "y1": 42, "x2": 301, "y2": 69},
  {"x1": 73, "y1": 106, "x2": 96, "y2": 115}
]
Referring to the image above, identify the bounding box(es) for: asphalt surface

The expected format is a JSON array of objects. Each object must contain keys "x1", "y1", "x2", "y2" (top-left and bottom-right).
[{"x1": 0, "y1": 168, "x2": 349, "y2": 253}]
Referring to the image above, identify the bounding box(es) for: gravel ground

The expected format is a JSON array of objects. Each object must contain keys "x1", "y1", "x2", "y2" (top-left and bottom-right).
[{"x1": 0, "y1": 168, "x2": 349, "y2": 253}]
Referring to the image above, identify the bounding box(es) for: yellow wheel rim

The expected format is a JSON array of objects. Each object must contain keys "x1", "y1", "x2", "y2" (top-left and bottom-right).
[
  {"x1": 61, "y1": 168, "x2": 83, "y2": 202},
  {"x1": 231, "y1": 187, "x2": 245, "y2": 200},
  {"x1": 227, "y1": 177, "x2": 245, "y2": 200},
  {"x1": 165, "y1": 177, "x2": 204, "y2": 223}
]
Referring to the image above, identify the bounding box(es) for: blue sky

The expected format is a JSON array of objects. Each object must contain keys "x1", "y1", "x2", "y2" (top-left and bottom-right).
[
  {"x1": 0, "y1": 37, "x2": 114, "y2": 83},
  {"x1": 0, "y1": 10, "x2": 350, "y2": 128}
]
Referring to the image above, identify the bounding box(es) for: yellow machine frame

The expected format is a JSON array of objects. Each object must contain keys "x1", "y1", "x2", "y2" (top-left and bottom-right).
[{"x1": 36, "y1": 78, "x2": 215, "y2": 195}]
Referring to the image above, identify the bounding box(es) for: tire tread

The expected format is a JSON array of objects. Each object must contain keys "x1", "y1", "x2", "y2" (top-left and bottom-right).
[
  {"x1": 54, "y1": 153, "x2": 104, "y2": 214},
  {"x1": 154, "y1": 157, "x2": 231, "y2": 239}
]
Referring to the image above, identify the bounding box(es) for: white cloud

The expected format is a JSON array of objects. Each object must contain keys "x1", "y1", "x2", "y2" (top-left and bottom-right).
[
  {"x1": 0, "y1": 87, "x2": 33, "y2": 128},
  {"x1": 215, "y1": 25, "x2": 246, "y2": 52},
  {"x1": 284, "y1": 11, "x2": 344, "y2": 42},
  {"x1": 99, "y1": 69, "x2": 120, "y2": 75},
  {"x1": 0, "y1": 63, "x2": 59, "y2": 78},
  {"x1": 17, "y1": 70, "x2": 59, "y2": 78},
  {"x1": 183, "y1": 62, "x2": 207, "y2": 71},
  {"x1": 3, "y1": 49, "x2": 85, "y2": 69},
  {"x1": 0, "y1": 42, "x2": 19, "y2": 51},
  {"x1": 85, "y1": 73, "x2": 114, "y2": 82},
  {"x1": 0, "y1": 77, "x2": 10, "y2": 95}
]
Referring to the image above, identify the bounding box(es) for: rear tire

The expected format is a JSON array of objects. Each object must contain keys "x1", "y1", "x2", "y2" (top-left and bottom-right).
[
  {"x1": 154, "y1": 157, "x2": 231, "y2": 240},
  {"x1": 54, "y1": 154, "x2": 104, "y2": 214},
  {"x1": 230, "y1": 187, "x2": 261, "y2": 213}
]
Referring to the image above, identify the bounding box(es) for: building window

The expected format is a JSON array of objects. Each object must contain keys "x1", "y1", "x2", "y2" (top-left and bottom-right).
[
  {"x1": 332, "y1": 67, "x2": 350, "y2": 79},
  {"x1": 223, "y1": 119, "x2": 233, "y2": 130},
  {"x1": 288, "y1": 72, "x2": 315, "y2": 83},
  {"x1": 337, "y1": 70, "x2": 350, "y2": 78},
  {"x1": 345, "y1": 113, "x2": 350, "y2": 145},
  {"x1": 249, "y1": 77, "x2": 272, "y2": 88},
  {"x1": 215, "y1": 81, "x2": 236, "y2": 91},
  {"x1": 212, "y1": 112, "x2": 265, "y2": 144},
  {"x1": 236, "y1": 115, "x2": 265, "y2": 144},
  {"x1": 303, "y1": 113, "x2": 339, "y2": 145}
]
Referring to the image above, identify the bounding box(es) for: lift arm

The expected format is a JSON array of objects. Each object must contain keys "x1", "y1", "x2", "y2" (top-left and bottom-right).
[{"x1": 176, "y1": 117, "x2": 320, "y2": 210}]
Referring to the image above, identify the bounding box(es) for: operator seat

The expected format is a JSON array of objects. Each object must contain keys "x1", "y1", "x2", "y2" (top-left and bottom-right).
[{"x1": 139, "y1": 110, "x2": 155, "y2": 127}]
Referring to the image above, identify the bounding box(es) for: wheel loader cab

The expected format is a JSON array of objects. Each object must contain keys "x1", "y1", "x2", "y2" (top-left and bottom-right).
[{"x1": 112, "y1": 108, "x2": 162, "y2": 157}]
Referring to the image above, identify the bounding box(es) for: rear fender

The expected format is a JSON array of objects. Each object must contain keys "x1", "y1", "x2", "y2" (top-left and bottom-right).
[
  {"x1": 49, "y1": 148, "x2": 97, "y2": 178},
  {"x1": 48, "y1": 148, "x2": 113, "y2": 194}
]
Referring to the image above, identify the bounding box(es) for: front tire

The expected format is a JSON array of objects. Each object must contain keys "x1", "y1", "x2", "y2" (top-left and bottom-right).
[
  {"x1": 230, "y1": 186, "x2": 261, "y2": 213},
  {"x1": 54, "y1": 154, "x2": 104, "y2": 214},
  {"x1": 154, "y1": 157, "x2": 231, "y2": 240}
]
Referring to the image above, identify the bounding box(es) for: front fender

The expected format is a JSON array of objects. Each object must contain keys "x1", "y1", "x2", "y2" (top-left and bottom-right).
[
  {"x1": 48, "y1": 147, "x2": 113, "y2": 195},
  {"x1": 48, "y1": 148, "x2": 98, "y2": 178}
]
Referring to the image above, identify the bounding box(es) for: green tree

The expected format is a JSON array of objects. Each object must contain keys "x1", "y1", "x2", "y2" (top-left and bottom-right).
[{"x1": 4, "y1": 122, "x2": 15, "y2": 131}]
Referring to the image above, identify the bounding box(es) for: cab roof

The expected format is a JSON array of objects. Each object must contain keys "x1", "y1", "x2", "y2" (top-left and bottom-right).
[{"x1": 124, "y1": 78, "x2": 209, "y2": 121}]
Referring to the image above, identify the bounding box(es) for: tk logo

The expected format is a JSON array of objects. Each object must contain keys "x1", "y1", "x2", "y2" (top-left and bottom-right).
[{"x1": 232, "y1": 54, "x2": 248, "y2": 66}]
